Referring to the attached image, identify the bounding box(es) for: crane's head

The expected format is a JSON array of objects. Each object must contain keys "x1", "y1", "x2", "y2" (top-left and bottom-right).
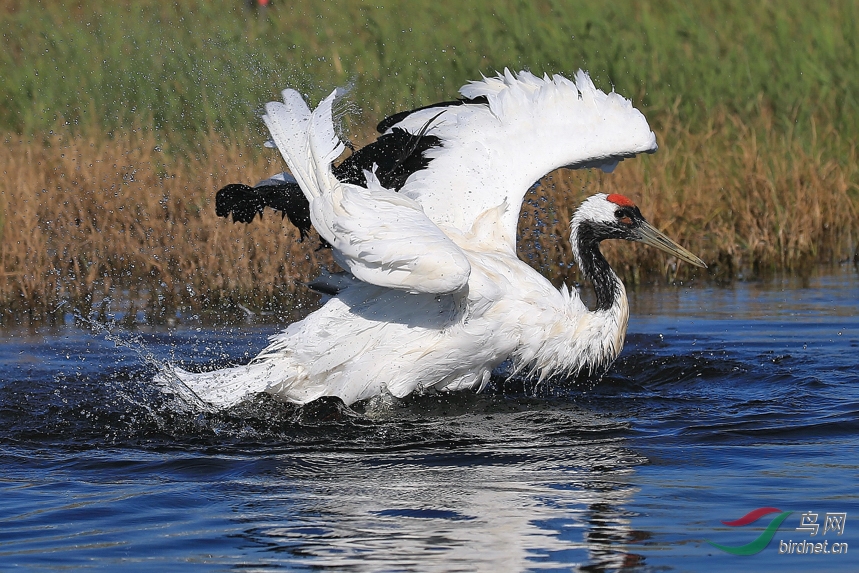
[{"x1": 571, "y1": 193, "x2": 706, "y2": 268}]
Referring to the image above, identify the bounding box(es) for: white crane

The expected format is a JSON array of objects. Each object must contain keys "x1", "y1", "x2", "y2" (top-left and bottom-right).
[{"x1": 165, "y1": 69, "x2": 705, "y2": 409}]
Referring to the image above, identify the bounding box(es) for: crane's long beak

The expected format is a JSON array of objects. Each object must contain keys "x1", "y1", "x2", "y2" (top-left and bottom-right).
[{"x1": 635, "y1": 221, "x2": 707, "y2": 268}]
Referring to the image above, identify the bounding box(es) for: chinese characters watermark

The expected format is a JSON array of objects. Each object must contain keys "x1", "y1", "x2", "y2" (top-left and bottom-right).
[{"x1": 779, "y1": 511, "x2": 848, "y2": 555}]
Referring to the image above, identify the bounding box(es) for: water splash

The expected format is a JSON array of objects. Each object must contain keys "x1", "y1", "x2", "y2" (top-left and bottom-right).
[{"x1": 75, "y1": 312, "x2": 218, "y2": 414}]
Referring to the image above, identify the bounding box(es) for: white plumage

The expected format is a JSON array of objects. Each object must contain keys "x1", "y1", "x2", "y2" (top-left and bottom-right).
[
  {"x1": 395, "y1": 69, "x2": 657, "y2": 243},
  {"x1": 164, "y1": 69, "x2": 704, "y2": 408}
]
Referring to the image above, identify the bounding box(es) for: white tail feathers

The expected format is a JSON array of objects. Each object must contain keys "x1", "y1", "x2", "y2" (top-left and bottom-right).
[{"x1": 160, "y1": 362, "x2": 288, "y2": 410}]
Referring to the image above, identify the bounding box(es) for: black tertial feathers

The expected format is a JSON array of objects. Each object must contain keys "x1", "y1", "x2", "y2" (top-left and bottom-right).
[
  {"x1": 216, "y1": 96, "x2": 490, "y2": 239},
  {"x1": 215, "y1": 130, "x2": 441, "y2": 238},
  {"x1": 216, "y1": 121, "x2": 444, "y2": 238},
  {"x1": 337, "y1": 128, "x2": 441, "y2": 191}
]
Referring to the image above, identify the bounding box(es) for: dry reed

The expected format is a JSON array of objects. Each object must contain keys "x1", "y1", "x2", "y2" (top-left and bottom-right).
[
  {"x1": 0, "y1": 130, "x2": 331, "y2": 325},
  {"x1": 519, "y1": 110, "x2": 859, "y2": 287},
  {"x1": 2, "y1": 109, "x2": 857, "y2": 326}
]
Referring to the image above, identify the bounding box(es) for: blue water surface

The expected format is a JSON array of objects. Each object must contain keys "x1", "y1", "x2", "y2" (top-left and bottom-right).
[{"x1": 1, "y1": 267, "x2": 857, "y2": 572}]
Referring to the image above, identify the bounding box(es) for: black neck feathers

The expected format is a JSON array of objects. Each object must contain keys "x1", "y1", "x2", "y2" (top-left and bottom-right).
[{"x1": 574, "y1": 221, "x2": 621, "y2": 312}]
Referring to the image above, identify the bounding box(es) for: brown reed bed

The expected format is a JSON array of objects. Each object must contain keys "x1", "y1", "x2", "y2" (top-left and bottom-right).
[
  {"x1": 2, "y1": 111, "x2": 857, "y2": 326},
  {"x1": 0, "y1": 130, "x2": 331, "y2": 326}
]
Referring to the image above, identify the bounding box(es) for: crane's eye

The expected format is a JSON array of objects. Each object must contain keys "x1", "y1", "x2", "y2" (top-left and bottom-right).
[{"x1": 615, "y1": 209, "x2": 634, "y2": 226}]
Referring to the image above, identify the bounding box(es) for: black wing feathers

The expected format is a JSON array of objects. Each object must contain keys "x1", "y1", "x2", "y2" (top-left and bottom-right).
[
  {"x1": 214, "y1": 96, "x2": 488, "y2": 238},
  {"x1": 335, "y1": 128, "x2": 441, "y2": 191},
  {"x1": 216, "y1": 182, "x2": 313, "y2": 239},
  {"x1": 215, "y1": 131, "x2": 440, "y2": 239}
]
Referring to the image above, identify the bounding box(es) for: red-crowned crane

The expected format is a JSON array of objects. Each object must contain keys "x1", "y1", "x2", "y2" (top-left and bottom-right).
[{"x1": 163, "y1": 69, "x2": 706, "y2": 408}]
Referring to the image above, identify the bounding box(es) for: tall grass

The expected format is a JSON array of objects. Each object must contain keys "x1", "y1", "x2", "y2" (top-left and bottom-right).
[
  {"x1": 1, "y1": 0, "x2": 858, "y2": 324},
  {"x1": 3, "y1": 114, "x2": 855, "y2": 324}
]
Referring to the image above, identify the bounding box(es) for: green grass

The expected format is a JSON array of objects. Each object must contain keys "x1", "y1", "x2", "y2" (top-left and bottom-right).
[{"x1": 2, "y1": 0, "x2": 858, "y2": 147}]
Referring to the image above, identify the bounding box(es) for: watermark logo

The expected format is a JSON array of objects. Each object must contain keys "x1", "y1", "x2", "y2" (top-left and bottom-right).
[
  {"x1": 707, "y1": 507, "x2": 792, "y2": 555},
  {"x1": 706, "y1": 507, "x2": 848, "y2": 556}
]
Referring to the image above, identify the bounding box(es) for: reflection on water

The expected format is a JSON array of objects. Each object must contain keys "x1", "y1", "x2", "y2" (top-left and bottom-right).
[
  {"x1": 1, "y1": 398, "x2": 650, "y2": 571},
  {"x1": 1, "y1": 266, "x2": 858, "y2": 571},
  {"x1": 232, "y1": 431, "x2": 645, "y2": 571}
]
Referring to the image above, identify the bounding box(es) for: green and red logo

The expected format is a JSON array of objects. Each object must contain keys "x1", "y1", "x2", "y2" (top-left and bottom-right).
[{"x1": 707, "y1": 507, "x2": 793, "y2": 555}]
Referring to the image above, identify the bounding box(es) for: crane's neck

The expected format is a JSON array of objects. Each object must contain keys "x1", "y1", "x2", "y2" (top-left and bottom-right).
[
  {"x1": 560, "y1": 218, "x2": 629, "y2": 375},
  {"x1": 509, "y1": 218, "x2": 630, "y2": 381},
  {"x1": 571, "y1": 221, "x2": 624, "y2": 312}
]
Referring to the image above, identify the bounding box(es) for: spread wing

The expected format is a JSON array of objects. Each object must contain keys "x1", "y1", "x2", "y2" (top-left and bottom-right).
[
  {"x1": 217, "y1": 70, "x2": 656, "y2": 257},
  {"x1": 380, "y1": 69, "x2": 659, "y2": 251},
  {"x1": 262, "y1": 89, "x2": 470, "y2": 295}
]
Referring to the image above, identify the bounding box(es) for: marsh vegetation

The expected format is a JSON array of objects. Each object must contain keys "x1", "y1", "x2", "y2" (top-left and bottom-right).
[{"x1": 1, "y1": 0, "x2": 857, "y2": 323}]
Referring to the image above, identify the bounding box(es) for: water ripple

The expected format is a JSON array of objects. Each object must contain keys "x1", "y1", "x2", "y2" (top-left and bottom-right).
[{"x1": 1, "y1": 269, "x2": 858, "y2": 570}]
